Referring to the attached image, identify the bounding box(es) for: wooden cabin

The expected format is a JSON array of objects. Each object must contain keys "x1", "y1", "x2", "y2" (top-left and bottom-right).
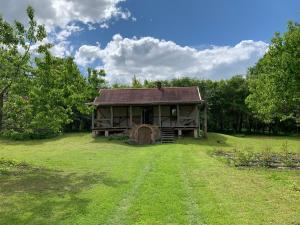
[{"x1": 91, "y1": 86, "x2": 207, "y2": 144}]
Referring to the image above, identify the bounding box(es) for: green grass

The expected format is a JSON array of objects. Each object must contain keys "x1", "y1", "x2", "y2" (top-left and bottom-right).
[{"x1": 0, "y1": 133, "x2": 299, "y2": 225}]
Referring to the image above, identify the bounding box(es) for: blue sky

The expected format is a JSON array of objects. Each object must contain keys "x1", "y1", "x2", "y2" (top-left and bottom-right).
[
  {"x1": 75, "y1": 0, "x2": 300, "y2": 47},
  {"x1": 1, "y1": 0, "x2": 299, "y2": 83}
]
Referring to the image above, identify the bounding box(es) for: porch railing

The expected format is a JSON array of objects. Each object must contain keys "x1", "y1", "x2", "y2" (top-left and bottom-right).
[{"x1": 93, "y1": 116, "x2": 197, "y2": 129}]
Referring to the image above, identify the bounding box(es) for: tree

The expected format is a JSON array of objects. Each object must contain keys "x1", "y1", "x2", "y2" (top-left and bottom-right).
[
  {"x1": 86, "y1": 68, "x2": 106, "y2": 101},
  {"x1": 132, "y1": 75, "x2": 143, "y2": 88},
  {"x1": 246, "y1": 21, "x2": 300, "y2": 123},
  {"x1": 0, "y1": 6, "x2": 46, "y2": 130},
  {"x1": 29, "y1": 54, "x2": 89, "y2": 137},
  {"x1": 64, "y1": 67, "x2": 107, "y2": 132},
  {"x1": 3, "y1": 50, "x2": 94, "y2": 138}
]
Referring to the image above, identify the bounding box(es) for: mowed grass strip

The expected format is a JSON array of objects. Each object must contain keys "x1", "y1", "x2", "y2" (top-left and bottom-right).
[
  {"x1": 180, "y1": 146, "x2": 300, "y2": 225},
  {"x1": 122, "y1": 146, "x2": 191, "y2": 225},
  {"x1": 0, "y1": 133, "x2": 299, "y2": 225}
]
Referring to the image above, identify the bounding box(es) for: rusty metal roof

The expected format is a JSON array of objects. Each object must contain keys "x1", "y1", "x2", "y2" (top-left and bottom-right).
[{"x1": 93, "y1": 87, "x2": 202, "y2": 105}]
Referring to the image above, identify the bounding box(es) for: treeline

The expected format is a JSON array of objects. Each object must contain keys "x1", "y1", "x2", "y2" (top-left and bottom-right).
[{"x1": 0, "y1": 7, "x2": 299, "y2": 139}]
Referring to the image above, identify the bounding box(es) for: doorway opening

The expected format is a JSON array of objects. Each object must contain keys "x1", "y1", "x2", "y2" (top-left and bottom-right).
[{"x1": 142, "y1": 107, "x2": 153, "y2": 124}]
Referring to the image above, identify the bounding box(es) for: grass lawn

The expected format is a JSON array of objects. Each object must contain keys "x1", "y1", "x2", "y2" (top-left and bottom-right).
[{"x1": 0, "y1": 133, "x2": 299, "y2": 225}]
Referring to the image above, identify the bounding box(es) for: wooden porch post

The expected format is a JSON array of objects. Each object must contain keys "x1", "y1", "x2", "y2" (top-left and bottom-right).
[
  {"x1": 203, "y1": 101, "x2": 208, "y2": 138},
  {"x1": 129, "y1": 105, "x2": 133, "y2": 127},
  {"x1": 177, "y1": 104, "x2": 180, "y2": 126},
  {"x1": 158, "y1": 105, "x2": 161, "y2": 127},
  {"x1": 110, "y1": 106, "x2": 113, "y2": 128},
  {"x1": 195, "y1": 104, "x2": 199, "y2": 137},
  {"x1": 92, "y1": 108, "x2": 95, "y2": 129},
  {"x1": 195, "y1": 104, "x2": 199, "y2": 128},
  {"x1": 199, "y1": 105, "x2": 201, "y2": 131}
]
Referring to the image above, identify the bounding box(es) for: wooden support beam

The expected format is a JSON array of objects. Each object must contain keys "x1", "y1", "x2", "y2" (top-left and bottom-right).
[
  {"x1": 129, "y1": 105, "x2": 133, "y2": 127},
  {"x1": 195, "y1": 104, "x2": 199, "y2": 128},
  {"x1": 178, "y1": 129, "x2": 182, "y2": 137},
  {"x1": 158, "y1": 105, "x2": 161, "y2": 127},
  {"x1": 199, "y1": 106, "x2": 201, "y2": 131},
  {"x1": 92, "y1": 108, "x2": 95, "y2": 129},
  {"x1": 194, "y1": 129, "x2": 198, "y2": 138},
  {"x1": 110, "y1": 106, "x2": 113, "y2": 128},
  {"x1": 177, "y1": 104, "x2": 180, "y2": 126}
]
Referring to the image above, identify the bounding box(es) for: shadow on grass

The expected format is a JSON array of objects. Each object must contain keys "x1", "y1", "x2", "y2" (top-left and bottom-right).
[
  {"x1": 90, "y1": 136, "x2": 159, "y2": 149},
  {"x1": 0, "y1": 160, "x2": 128, "y2": 225},
  {"x1": 176, "y1": 133, "x2": 231, "y2": 147},
  {"x1": 0, "y1": 132, "x2": 90, "y2": 146},
  {"x1": 91, "y1": 133, "x2": 232, "y2": 148}
]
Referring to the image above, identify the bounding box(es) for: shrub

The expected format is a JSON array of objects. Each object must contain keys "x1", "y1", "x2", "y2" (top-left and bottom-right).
[
  {"x1": 108, "y1": 135, "x2": 129, "y2": 141},
  {"x1": 280, "y1": 141, "x2": 297, "y2": 168},
  {"x1": 1, "y1": 130, "x2": 32, "y2": 140},
  {"x1": 211, "y1": 144, "x2": 299, "y2": 169},
  {"x1": 232, "y1": 147, "x2": 255, "y2": 167},
  {"x1": 259, "y1": 146, "x2": 274, "y2": 167},
  {"x1": 0, "y1": 159, "x2": 18, "y2": 175},
  {"x1": 212, "y1": 148, "x2": 226, "y2": 156}
]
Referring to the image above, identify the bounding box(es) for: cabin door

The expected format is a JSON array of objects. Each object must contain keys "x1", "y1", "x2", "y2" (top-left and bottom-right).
[
  {"x1": 137, "y1": 126, "x2": 152, "y2": 144},
  {"x1": 142, "y1": 107, "x2": 153, "y2": 124}
]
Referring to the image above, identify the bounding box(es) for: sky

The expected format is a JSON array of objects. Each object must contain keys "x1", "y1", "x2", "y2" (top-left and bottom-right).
[{"x1": 0, "y1": 0, "x2": 299, "y2": 83}]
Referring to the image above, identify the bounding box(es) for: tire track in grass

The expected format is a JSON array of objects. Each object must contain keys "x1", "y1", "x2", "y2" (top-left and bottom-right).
[
  {"x1": 104, "y1": 151, "x2": 159, "y2": 225},
  {"x1": 123, "y1": 144, "x2": 190, "y2": 224},
  {"x1": 179, "y1": 147, "x2": 204, "y2": 225}
]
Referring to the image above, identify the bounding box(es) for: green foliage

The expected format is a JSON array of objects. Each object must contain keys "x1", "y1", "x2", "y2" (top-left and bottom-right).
[
  {"x1": 2, "y1": 52, "x2": 98, "y2": 139},
  {"x1": 0, "y1": 7, "x2": 107, "y2": 139},
  {"x1": 259, "y1": 146, "x2": 273, "y2": 167},
  {"x1": 232, "y1": 147, "x2": 255, "y2": 167},
  {"x1": 215, "y1": 141, "x2": 300, "y2": 169},
  {"x1": 280, "y1": 141, "x2": 297, "y2": 168},
  {"x1": 131, "y1": 75, "x2": 143, "y2": 88},
  {"x1": 0, "y1": 158, "x2": 31, "y2": 175},
  {"x1": 0, "y1": 5, "x2": 47, "y2": 133},
  {"x1": 87, "y1": 68, "x2": 106, "y2": 101},
  {"x1": 2, "y1": 94, "x2": 33, "y2": 139},
  {"x1": 246, "y1": 21, "x2": 300, "y2": 123}
]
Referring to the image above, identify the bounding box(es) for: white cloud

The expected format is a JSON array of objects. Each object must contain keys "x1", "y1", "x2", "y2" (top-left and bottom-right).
[
  {"x1": 27, "y1": 37, "x2": 72, "y2": 58},
  {"x1": 50, "y1": 41, "x2": 72, "y2": 57},
  {"x1": 56, "y1": 24, "x2": 83, "y2": 41},
  {"x1": 75, "y1": 45, "x2": 102, "y2": 66},
  {"x1": 0, "y1": 0, "x2": 130, "y2": 31},
  {"x1": 100, "y1": 23, "x2": 109, "y2": 29},
  {"x1": 74, "y1": 34, "x2": 268, "y2": 83},
  {"x1": 0, "y1": 1, "x2": 130, "y2": 58}
]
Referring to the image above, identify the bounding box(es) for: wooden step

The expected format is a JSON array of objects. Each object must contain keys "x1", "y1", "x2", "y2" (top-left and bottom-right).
[{"x1": 161, "y1": 128, "x2": 175, "y2": 144}]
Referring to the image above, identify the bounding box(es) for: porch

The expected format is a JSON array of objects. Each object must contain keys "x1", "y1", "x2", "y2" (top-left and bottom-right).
[{"x1": 92, "y1": 103, "x2": 207, "y2": 137}]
